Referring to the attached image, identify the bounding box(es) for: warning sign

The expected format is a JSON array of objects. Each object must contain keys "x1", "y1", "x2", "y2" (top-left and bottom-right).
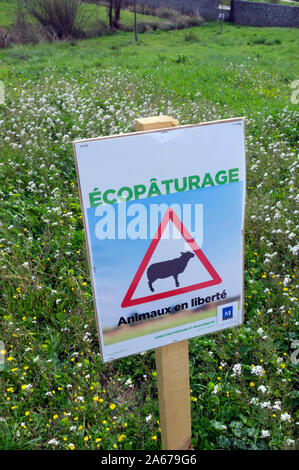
[
  {"x1": 73, "y1": 118, "x2": 246, "y2": 362},
  {"x1": 122, "y1": 208, "x2": 222, "y2": 308}
]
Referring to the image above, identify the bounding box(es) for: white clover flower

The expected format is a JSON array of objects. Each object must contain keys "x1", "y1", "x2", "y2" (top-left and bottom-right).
[
  {"x1": 231, "y1": 363, "x2": 242, "y2": 377},
  {"x1": 290, "y1": 244, "x2": 299, "y2": 255},
  {"x1": 257, "y1": 385, "x2": 267, "y2": 394},
  {"x1": 23, "y1": 384, "x2": 32, "y2": 391},
  {"x1": 48, "y1": 439, "x2": 59, "y2": 446},
  {"x1": 124, "y1": 378, "x2": 133, "y2": 386},
  {"x1": 260, "y1": 401, "x2": 271, "y2": 409},
  {"x1": 218, "y1": 424, "x2": 227, "y2": 431},
  {"x1": 280, "y1": 412, "x2": 291, "y2": 422},
  {"x1": 251, "y1": 365, "x2": 265, "y2": 376},
  {"x1": 261, "y1": 430, "x2": 270, "y2": 438}
]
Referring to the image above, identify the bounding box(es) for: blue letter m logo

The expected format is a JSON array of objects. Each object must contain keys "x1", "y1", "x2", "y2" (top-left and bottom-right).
[{"x1": 222, "y1": 306, "x2": 233, "y2": 320}]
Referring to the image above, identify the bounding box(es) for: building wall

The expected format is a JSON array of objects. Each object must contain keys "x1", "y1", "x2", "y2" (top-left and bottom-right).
[{"x1": 233, "y1": 1, "x2": 299, "y2": 28}]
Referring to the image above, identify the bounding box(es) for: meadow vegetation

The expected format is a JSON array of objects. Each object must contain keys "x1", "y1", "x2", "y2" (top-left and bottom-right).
[
  {"x1": 0, "y1": 19, "x2": 298, "y2": 450},
  {"x1": 0, "y1": 0, "x2": 203, "y2": 47}
]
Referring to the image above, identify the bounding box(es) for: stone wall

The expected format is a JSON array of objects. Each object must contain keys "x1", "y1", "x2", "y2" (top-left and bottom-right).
[
  {"x1": 123, "y1": 0, "x2": 299, "y2": 28},
  {"x1": 123, "y1": 0, "x2": 219, "y2": 20},
  {"x1": 233, "y1": 1, "x2": 299, "y2": 28}
]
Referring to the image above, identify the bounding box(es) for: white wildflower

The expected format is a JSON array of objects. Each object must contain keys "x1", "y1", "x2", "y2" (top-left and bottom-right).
[
  {"x1": 231, "y1": 363, "x2": 242, "y2": 377},
  {"x1": 280, "y1": 412, "x2": 291, "y2": 422},
  {"x1": 251, "y1": 365, "x2": 265, "y2": 376},
  {"x1": 48, "y1": 439, "x2": 59, "y2": 446}
]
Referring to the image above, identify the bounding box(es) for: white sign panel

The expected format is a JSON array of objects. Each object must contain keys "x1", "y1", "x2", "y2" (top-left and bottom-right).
[{"x1": 73, "y1": 118, "x2": 246, "y2": 362}]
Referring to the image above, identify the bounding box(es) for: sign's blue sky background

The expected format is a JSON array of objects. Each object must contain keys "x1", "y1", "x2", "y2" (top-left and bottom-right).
[{"x1": 87, "y1": 183, "x2": 243, "y2": 329}]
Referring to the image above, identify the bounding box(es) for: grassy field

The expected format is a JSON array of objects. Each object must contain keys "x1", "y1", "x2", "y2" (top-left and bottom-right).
[{"x1": 0, "y1": 21, "x2": 298, "y2": 451}]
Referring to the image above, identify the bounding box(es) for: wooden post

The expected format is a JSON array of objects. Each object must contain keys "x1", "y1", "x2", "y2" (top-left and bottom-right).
[
  {"x1": 135, "y1": 115, "x2": 179, "y2": 132},
  {"x1": 135, "y1": 116, "x2": 192, "y2": 450},
  {"x1": 133, "y1": 0, "x2": 138, "y2": 42},
  {"x1": 155, "y1": 340, "x2": 192, "y2": 450}
]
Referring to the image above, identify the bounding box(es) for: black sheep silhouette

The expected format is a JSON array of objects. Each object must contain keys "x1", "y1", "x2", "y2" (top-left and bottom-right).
[{"x1": 147, "y1": 251, "x2": 195, "y2": 292}]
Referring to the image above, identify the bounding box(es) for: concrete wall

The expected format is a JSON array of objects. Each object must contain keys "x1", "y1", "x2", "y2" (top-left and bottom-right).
[
  {"x1": 233, "y1": 1, "x2": 299, "y2": 28},
  {"x1": 123, "y1": 0, "x2": 219, "y2": 20}
]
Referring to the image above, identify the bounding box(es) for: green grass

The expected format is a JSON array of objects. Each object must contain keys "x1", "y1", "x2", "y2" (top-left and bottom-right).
[
  {"x1": 0, "y1": 0, "x2": 19, "y2": 28},
  {"x1": 0, "y1": 22, "x2": 298, "y2": 451},
  {"x1": 0, "y1": 23, "x2": 298, "y2": 115},
  {"x1": 0, "y1": 0, "x2": 34, "y2": 28}
]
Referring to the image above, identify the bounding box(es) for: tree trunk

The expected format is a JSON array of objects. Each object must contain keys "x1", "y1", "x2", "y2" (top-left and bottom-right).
[
  {"x1": 113, "y1": 0, "x2": 122, "y2": 29},
  {"x1": 134, "y1": 0, "x2": 138, "y2": 42},
  {"x1": 106, "y1": 0, "x2": 114, "y2": 31}
]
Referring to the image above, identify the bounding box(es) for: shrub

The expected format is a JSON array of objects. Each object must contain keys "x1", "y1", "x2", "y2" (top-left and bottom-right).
[
  {"x1": 123, "y1": 3, "x2": 203, "y2": 29},
  {"x1": 136, "y1": 21, "x2": 156, "y2": 33},
  {"x1": 174, "y1": 54, "x2": 189, "y2": 64},
  {"x1": 184, "y1": 31, "x2": 199, "y2": 42},
  {"x1": 9, "y1": 18, "x2": 53, "y2": 45},
  {"x1": 153, "y1": 7, "x2": 178, "y2": 20},
  {"x1": 0, "y1": 27, "x2": 14, "y2": 48},
  {"x1": 265, "y1": 38, "x2": 282, "y2": 45},
  {"x1": 249, "y1": 37, "x2": 281, "y2": 46},
  {"x1": 84, "y1": 19, "x2": 110, "y2": 38},
  {"x1": 251, "y1": 37, "x2": 266, "y2": 45},
  {"x1": 23, "y1": 0, "x2": 88, "y2": 39}
]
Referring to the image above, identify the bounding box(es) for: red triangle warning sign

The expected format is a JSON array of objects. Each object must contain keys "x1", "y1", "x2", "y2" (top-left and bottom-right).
[{"x1": 121, "y1": 208, "x2": 222, "y2": 308}]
